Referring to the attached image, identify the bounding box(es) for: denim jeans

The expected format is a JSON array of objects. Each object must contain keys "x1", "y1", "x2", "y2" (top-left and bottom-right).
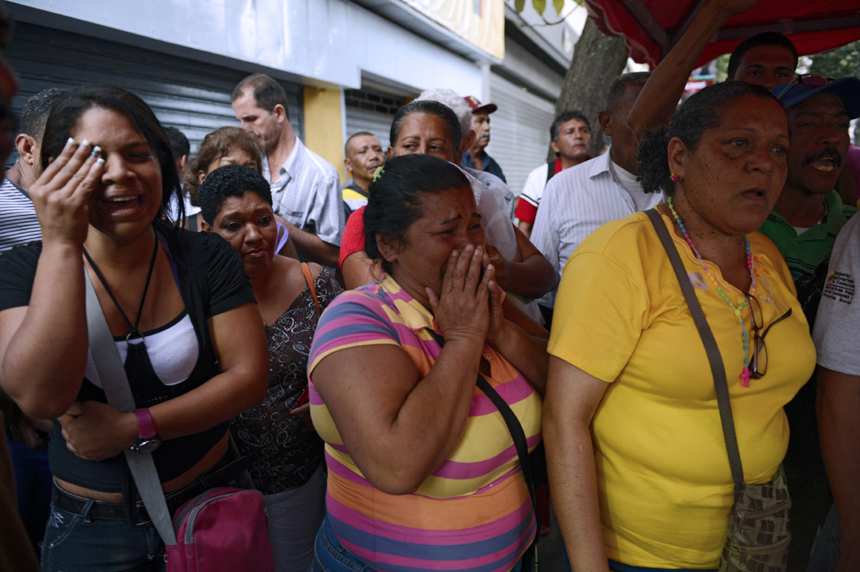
[
  {"x1": 608, "y1": 561, "x2": 716, "y2": 572},
  {"x1": 7, "y1": 428, "x2": 52, "y2": 552},
  {"x1": 562, "y1": 550, "x2": 716, "y2": 572},
  {"x1": 806, "y1": 504, "x2": 840, "y2": 572},
  {"x1": 313, "y1": 516, "x2": 374, "y2": 572},
  {"x1": 312, "y1": 516, "x2": 525, "y2": 572},
  {"x1": 41, "y1": 491, "x2": 165, "y2": 572},
  {"x1": 266, "y1": 463, "x2": 326, "y2": 572}
]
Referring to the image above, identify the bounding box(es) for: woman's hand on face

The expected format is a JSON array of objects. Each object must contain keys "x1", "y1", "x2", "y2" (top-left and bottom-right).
[
  {"x1": 58, "y1": 401, "x2": 138, "y2": 462},
  {"x1": 426, "y1": 244, "x2": 493, "y2": 345},
  {"x1": 484, "y1": 243, "x2": 509, "y2": 291},
  {"x1": 29, "y1": 138, "x2": 104, "y2": 247},
  {"x1": 485, "y1": 257, "x2": 504, "y2": 345}
]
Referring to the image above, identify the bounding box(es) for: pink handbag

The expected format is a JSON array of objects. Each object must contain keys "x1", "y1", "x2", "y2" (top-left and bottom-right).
[{"x1": 166, "y1": 488, "x2": 275, "y2": 572}]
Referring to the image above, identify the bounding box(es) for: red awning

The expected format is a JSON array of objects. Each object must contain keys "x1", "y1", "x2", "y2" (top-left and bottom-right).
[{"x1": 586, "y1": 0, "x2": 860, "y2": 69}]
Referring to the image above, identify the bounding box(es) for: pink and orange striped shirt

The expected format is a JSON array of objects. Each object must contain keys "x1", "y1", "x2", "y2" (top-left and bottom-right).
[{"x1": 308, "y1": 274, "x2": 541, "y2": 572}]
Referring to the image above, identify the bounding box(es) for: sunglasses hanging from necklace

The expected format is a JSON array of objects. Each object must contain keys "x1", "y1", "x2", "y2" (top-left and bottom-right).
[{"x1": 667, "y1": 197, "x2": 757, "y2": 387}]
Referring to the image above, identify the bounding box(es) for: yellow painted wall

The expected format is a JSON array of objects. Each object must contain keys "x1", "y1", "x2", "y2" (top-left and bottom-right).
[{"x1": 303, "y1": 85, "x2": 345, "y2": 183}]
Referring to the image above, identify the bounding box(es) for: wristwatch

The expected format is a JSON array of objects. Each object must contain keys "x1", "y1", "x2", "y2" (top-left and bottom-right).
[{"x1": 130, "y1": 408, "x2": 161, "y2": 454}]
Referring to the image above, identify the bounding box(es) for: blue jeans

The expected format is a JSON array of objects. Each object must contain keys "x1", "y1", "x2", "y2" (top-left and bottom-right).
[
  {"x1": 313, "y1": 516, "x2": 525, "y2": 572},
  {"x1": 41, "y1": 489, "x2": 165, "y2": 572},
  {"x1": 807, "y1": 504, "x2": 840, "y2": 572},
  {"x1": 563, "y1": 550, "x2": 716, "y2": 572},
  {"x1": 7, "y1": 429, "x2": 52, "y2": 551},
  {"x1": 608, "y1": 561, "x2": 716, "y2": 572},
  {"x1": 313, "y1": 516, "x2": 374, "y2": 572}
]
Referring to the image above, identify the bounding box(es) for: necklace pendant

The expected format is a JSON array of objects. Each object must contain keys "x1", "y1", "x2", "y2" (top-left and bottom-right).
[{"x1": 740, "y1": 367, "x2": 752, "y2": 388}]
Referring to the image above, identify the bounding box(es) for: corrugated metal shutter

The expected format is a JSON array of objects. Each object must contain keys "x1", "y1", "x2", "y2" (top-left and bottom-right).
[
  {"x1": 6, "y1": 22, "x2": 303, "y2": 155},
  {"x1": 344, "y1": 89, "x2": 404, "y2": 151},
  {"x1": 485, "y1": 73, "x2": 556, "y2": 197}
]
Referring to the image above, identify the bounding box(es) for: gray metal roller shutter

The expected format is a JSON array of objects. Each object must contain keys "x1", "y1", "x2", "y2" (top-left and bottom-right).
[
  {"x1": 6, "y1": 22, "x2": 303, "y2": 155},
  {"x1": 344, "y1": 89, "x2": 405, "y2": 152},
  {"x1": 485, "y1": 73, "x2": 556, "y2": 197}
]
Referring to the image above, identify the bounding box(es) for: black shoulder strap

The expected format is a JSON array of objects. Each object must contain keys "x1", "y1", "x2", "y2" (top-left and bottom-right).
[
  {"x1": 545, "y1": 161, "x2": 556, "y2": 187},
  {"x1": 428, "y1": 330, "x2": 538, "y2": 571},
  {"x1": 644, "y1": 209, "x2": 745, "y2": 486}
]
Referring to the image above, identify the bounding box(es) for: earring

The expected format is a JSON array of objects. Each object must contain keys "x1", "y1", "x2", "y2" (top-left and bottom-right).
[{"x1": 670, "y1": 173, "x2": 681, "y2": 183}]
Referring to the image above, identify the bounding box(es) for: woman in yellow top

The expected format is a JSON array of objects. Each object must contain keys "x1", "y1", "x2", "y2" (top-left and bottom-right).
[{"x1": 544, "y1": 81, "x2": 816, "y2": 571}]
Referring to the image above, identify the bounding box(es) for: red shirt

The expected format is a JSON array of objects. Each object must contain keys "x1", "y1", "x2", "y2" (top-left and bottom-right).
[
  {"x1": 338, "y1": 206, "x2": 366, "y2": 269},
  {"x1": 514, "y1": 158, "x2": 564, "y2": 224}
]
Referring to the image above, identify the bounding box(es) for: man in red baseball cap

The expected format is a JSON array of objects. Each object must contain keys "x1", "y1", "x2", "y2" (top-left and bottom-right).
[{"x1": 461, "y1": 95, "x2": 506, "y2": 183}]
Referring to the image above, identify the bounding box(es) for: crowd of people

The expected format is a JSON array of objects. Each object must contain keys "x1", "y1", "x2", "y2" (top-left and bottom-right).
[{"x1": 0, "y1": 1, "x2": 859, "y2": 572}]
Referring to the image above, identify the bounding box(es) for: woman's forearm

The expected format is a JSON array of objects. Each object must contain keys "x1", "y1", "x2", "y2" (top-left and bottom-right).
[
  {"x1": 0, "y1": 242, "x2": 88, "y2": 419},
  {"x1": 504, "y1": 225, "x2": 557, "y2": 299},
  {"x1": 150, "y1": 304, "x2": 269, "y2": 440},
  {"x1": 315, "y1": 337, "x2": 485, "y2": 494},
  {"x1": 545, "y1": 414, "x2": 610, "y2": 572},
  {"x1": 544, "y1": 357, "x2": 611, "y2": 572},
  {"x1": 374, "y1": 338, "x2": 484, "y2": 492}
]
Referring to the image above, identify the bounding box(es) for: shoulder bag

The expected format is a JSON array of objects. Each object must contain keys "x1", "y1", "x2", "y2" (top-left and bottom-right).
[
  {"x1": 84, "y1": 265, "x2": 275, "y2": 572},
  {"x1": 646, "y1": 209, "x2": 791, "y2": 572}
]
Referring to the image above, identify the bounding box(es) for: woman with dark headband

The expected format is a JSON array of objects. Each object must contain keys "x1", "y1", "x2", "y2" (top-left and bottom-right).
[
  {"x1": 0, "y1": 85, "x2": 268, "y2": 571},
  {"x1": 544, "y1": 81, "x2": 816, "y2": 571}
]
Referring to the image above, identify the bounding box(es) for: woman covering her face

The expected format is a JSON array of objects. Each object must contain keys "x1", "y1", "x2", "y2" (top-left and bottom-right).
[
  {"x1": 197, "y1": 164, "x2": 342, "y2": 572},
  {"x1": 544, "y1": 81, "x2": 816, "y2": 571},
  {"x1": 307, "y1": 154, "x2": 549, "y2": 572},
  {"x1": 0, "y1": 86, "x2": 269, "y2": 571}
]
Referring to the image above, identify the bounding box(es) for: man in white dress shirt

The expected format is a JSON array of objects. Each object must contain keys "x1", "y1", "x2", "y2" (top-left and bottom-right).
[
  {"x1": 531, "y1": 72, "x2": 663, "y2": 311},
  {"x1": 232, "y1": 74, "x2": 342, "y2": 267}
]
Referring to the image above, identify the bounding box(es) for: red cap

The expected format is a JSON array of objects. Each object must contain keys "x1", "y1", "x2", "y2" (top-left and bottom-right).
[{"x1": 463, "y1": 96, "x2": 497, "y2": 114}]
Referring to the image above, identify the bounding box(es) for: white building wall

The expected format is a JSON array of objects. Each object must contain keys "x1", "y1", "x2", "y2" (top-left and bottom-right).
[{"x1": 8, "y1": 0, "x2": 483, "y2": 96}]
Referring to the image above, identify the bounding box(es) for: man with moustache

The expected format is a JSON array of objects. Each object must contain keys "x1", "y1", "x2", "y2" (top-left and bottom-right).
[
  {"x1": 759, "y1": 77, "x2": 860, "y2": 571},
  {"x1": 342, "y1": 131, "x2": 383, "y2": 212},
  {"x1": 516, "y1": 110, "x2": 591, "y2": 237},
  {"x1": 760, "y1": 78, "x2": 860, "y2": 324}
]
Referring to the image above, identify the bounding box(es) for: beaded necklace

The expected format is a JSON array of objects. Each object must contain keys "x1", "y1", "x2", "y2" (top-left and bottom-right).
[{"x1": 667, "y1": 197, "x2": 756, "y2": 387}]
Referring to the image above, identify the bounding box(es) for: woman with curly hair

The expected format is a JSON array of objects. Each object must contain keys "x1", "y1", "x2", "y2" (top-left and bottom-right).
[{"x1": 544, "y1": 81, "x2": 816, "y2": 571}]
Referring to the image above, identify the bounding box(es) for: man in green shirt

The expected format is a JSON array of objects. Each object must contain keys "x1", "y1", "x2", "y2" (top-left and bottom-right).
[
  {"x1": 758, "y1": 76, "x2": 860, "y2": 570},
  {"x1": 760, "y1": 78, "x2": 860, "y2": 323}
]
